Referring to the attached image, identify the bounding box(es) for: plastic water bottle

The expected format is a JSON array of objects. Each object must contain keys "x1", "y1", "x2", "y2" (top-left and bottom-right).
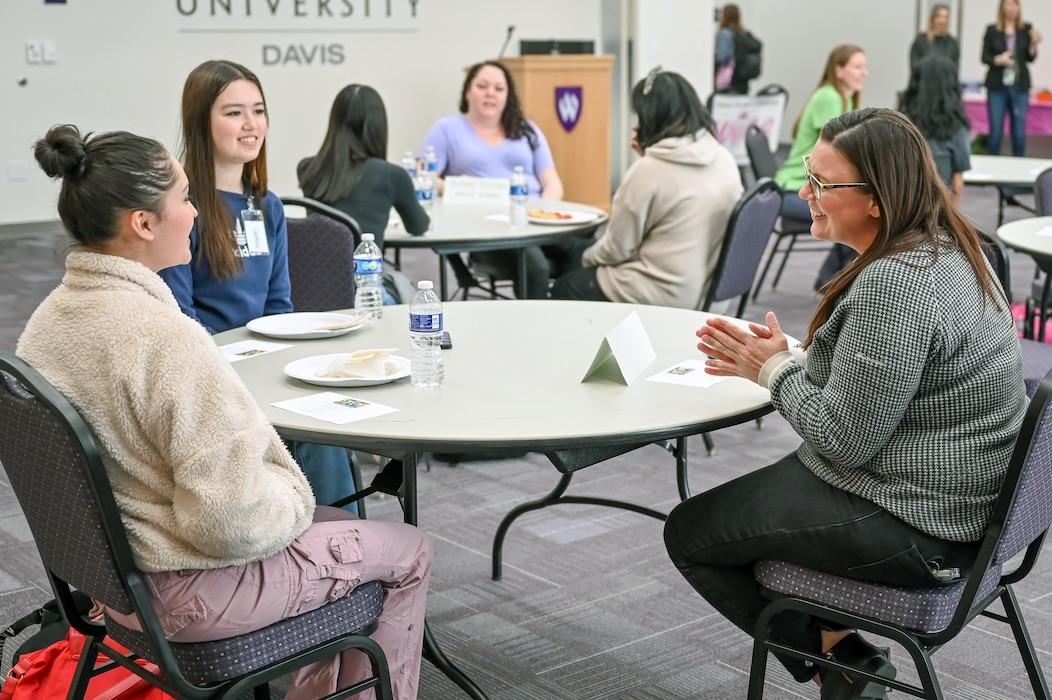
[
  {"x1": 423, "y1": 146, "x2": 439, "y2": 204},
  {"x1": 414, "y1": 170, "x2": 435, "y2": 218},
  {"x1": 401, "y1": 150, "x2": 417, "y2": 179},
  {"x1": 510, "y1": 165, "x2": 528, "y2": 228},
  {"x1": 353, "y1": 233, "x2": 384, "y2": 322},
  {"x1": 409, "y1": 281, "x2": 444, "y2": 388}
]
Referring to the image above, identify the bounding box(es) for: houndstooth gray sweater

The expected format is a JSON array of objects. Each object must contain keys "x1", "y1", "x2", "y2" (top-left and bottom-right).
[{"x1": 769, "y1": 244, "x2": 1026, "y2": 542}]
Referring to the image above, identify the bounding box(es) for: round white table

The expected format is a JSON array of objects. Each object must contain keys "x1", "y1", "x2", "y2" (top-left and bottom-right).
[
  {"x1": 384, "y1": 199, "x2": 607, "y2": 299},
  {"x1": 996, "y1": 216, "x2": 1052, "y2": 258},
  {"x1": 216, "y1": 300, "x2": 774, "y2": 698},
  {"x1": 964, "y1": 155, "x2": 1052, "y2": 187},
  {"x1": 998, "y1": 216, "x2": 1052, "y2": 341}
]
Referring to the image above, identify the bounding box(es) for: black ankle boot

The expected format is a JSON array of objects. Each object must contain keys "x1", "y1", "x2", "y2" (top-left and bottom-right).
[{"x1": 818, "y1": 634, "x2": 896, "y2": 700}]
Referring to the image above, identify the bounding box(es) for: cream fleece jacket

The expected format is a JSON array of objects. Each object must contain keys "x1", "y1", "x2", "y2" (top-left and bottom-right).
[
  {"x1": 17, "y1": 252, "x2": 315, "y2": 572},
  {"x1": 582, "y1": 130, "x2": 743, "y2": 309}
]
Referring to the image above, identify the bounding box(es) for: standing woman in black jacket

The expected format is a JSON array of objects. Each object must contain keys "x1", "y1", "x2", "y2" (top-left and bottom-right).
[{"x1": 982, "y1": 0, "x2": 1043, "y2": 156}]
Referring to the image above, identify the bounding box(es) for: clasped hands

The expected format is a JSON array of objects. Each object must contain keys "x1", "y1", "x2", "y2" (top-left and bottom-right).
[{"x1": 697, "y1": 311, "x2": 789, "y2": 384}]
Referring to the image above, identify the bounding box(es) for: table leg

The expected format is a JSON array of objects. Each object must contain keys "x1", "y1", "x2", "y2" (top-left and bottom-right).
[
  {"x1": 491, "y1": 470, "x2": 667, "y2": 581},
  {"x1": 517, "y1": 249, "x2": 528, "y2": 299},
  {"x1": 402, "y1": 453, "x2": 490, "y2": 699},
  {"x1": 438, "y1": 254, "x2": 450, "y2": 301}
]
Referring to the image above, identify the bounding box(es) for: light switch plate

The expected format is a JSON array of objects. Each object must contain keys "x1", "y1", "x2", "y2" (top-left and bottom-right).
[
  {"x1": 42, "y1": 40, "x2": 56, "y2": 63},
  {"x1": 25, "y1": 41, "x2": 42, "y2": 64}
]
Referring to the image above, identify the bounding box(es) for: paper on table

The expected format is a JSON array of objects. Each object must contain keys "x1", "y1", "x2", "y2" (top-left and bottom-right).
[
  {"x1": 1036, "y1": 226, "x2": 1052, "y2": 237},
  {"x1": 271, "y1": 391, "x2": 398, "y2": 425},
  {"x1": 485, "y1": 214, "x2": 511, "y2": 222},
  {"x1": 646, "y1": 359, "x2": 727, "y2": 388},
  {"x1": 219, "y1": 339, "x2": 293, "y2": 363},
  {"x1": 581, "y1": 311, "x2": 657, "y2": 385}
]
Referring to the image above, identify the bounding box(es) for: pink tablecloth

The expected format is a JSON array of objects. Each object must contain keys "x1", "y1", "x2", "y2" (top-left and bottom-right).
[{"x1": 964, "y1": 95, "x2": 1052, "y2": 135}]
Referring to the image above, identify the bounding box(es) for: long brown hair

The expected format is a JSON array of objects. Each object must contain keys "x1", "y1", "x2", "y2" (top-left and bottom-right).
[
  {"x1": 805, "y1": 108, "x2": 1004, "y2": 346},
  {"x1": 180, "y1": 59, "x2": 270, "y2": 280},
  {"x1": 996, "y1": 0, "x2": 1023, "y2": 32},
  {"x1": 792, "y1": 44, "x2": 864, "y2": 138},
  {"x1": 926, "y1": 3, "x2": 950, "y2": 41},
  {"x1": 719, "y1": 4, "x2": 743, "y2": 31}
]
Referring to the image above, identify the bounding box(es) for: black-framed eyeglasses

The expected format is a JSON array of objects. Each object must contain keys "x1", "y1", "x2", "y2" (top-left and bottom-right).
[{"x1": 802, "y1": 155, "x2": 869, "y2": 201}]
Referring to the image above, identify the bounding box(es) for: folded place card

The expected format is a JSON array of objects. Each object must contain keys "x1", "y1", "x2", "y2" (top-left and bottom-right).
[
  {"x1": 219, "y1": 339, "x2": 293, "y2": 363},
  {"x1": 442, "y1": 176, "x2": 511, "y2": 206},
  {"x1": 581, "y1": 311, "x2": 657, "y2": 385},
  {"x1": 271, "y1": 391, "x2": 398, "y2": 424}
]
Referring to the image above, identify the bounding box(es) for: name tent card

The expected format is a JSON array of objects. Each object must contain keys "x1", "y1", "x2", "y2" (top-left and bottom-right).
[
  {"x1": 442, "y1": 176, "x2": 511, "y2": 205},
  {"x1": 581, "y1": 311, "x2": 657, "y2": 385}
]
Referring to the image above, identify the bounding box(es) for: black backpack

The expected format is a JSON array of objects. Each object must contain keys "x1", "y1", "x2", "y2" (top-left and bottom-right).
[{"x1": 734, "y1": 31, "x2": 763, "y2": 81}]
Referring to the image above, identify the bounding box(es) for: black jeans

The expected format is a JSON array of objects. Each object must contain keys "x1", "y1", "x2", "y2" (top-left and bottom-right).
[
  {"x1": 549, "y1": 238, "x2": 611, "y2": 302},
  {"x1": 663, "y1": 452, "x2": 979, "y2": 682}
]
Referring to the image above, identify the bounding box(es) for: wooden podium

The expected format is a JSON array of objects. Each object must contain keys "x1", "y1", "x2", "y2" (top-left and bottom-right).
[{"x1": 501, "y1": 55, "x2": 614, "y2": 212}]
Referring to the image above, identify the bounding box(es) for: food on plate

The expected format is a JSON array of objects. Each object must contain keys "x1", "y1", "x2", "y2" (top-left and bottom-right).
[
  {"x1": 527, "y1": 208, "x2": 572, "y2": 221},
  {"x1": 320, "y1": 348, "x2": 399, "y2": 378}
]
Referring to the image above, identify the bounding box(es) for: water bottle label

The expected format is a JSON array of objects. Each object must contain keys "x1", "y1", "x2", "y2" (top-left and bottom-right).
[
  {"x1": 510, "y1": 184, "x2": 528, "y2": 197},
  {"x1": 416, "y1": 189, "x2": 434, "y2": 203},
  {"x1": 426, "y1": 161, "x2": 438, "y2": 172},
  {"x1": 354, "y1": 258, "x2": 383, "y2": 275},
  {"x1": 410, "y1": 312, "x2": 443, "y2": 332}
]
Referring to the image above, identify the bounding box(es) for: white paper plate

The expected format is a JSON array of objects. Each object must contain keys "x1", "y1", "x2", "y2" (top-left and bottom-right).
[
  {"x1": 528, "y1": 210, "x2": 601, "y2": 226},
  {"x1": 284, "y1": 353, "x2": 411, "y2": 387},
  {"x1": 247, "y1": 313, "x2": 366, "y2": 340}
]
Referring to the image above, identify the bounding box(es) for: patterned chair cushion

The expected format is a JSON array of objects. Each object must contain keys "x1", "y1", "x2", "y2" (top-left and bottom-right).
[
  {"x1": 754, "y1": 560, "x2": 1002, "y2": 634},
  {"x1": 106, "y1": 579, "x2": 384, "y2": 686}
]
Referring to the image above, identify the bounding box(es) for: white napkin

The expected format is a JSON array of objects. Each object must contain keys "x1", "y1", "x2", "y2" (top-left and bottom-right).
[{"x1": 319, "y1": 349, "x2": 399, "y2": 378}]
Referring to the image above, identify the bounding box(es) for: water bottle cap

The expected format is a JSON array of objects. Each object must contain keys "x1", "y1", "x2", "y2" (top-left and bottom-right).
[
  {"x1": 362, "y1": 233, "x2": 375, "y2": 241},
  {"x1": 418, "y1": 280, "x2": 434, "y2": 290},
  {"x1": 514, "y1": 165, "x2": 524, "y2": 173}
]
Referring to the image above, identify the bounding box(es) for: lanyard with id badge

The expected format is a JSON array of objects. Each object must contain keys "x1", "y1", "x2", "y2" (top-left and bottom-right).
[{"x1": 238, "y1": 194, "x2": 270, "y2": 257}]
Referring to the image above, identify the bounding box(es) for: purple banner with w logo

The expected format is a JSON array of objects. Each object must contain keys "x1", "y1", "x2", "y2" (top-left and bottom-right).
[{"x1": 555, "y1": 86, "x2": 583, "y2": 132}]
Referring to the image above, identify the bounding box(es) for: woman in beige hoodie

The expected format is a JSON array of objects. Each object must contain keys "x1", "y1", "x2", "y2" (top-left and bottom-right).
[
  {"x1": 20, "y1": 124, "x2": 432, "y2": 700},
  {"x1": 551, "y1": 69, "x2": 743, "y2": 309}
]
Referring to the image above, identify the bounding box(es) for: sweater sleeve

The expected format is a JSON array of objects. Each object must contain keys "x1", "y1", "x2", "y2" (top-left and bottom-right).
[
  {"x1": 582, "y1": 160, "x2": 652, "y2": 267},
  {"x1": 771, "y1": 260, "x2": 936, "y2": 468},
  {"x1": 982, "y1": 25, "x2": 1001, "y2": 67},
  {"x1": 262, "y1": 195, "x2": 294, "y2": 316},
  {"x1": 143, "y1": 322, "x2": 314, "y2": 562},
  {"x1": 390, "y1": 165, "x2": 431, "y2": 235}
]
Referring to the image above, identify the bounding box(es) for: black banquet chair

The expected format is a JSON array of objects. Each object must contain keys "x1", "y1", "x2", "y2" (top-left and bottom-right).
[
  {"x1": 746, "y1": 367, "x2": 1052, "y2": 700},
  {"x1": 0, "y1": 353, "x2": 393, "y2": 700},
  {"x1": 743, "y1": 124, "x2": 826, "y2": 299},
  {"x1": 281, "y1": 195, "x2": 363, "y2": 313},
  {"x1": 976, "y1": 223, "x2": 1052, "y2": 396},
  {"x1": 702, "y1": 176, "x2": 783, "y2": 318}
]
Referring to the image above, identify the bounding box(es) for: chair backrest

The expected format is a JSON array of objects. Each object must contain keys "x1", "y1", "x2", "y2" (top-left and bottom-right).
[
  {"x1": 745, "y1": 124, "x2": 778, "y2": 182},
  {"x1": 281, "y1": 196, "x2": 363, "y2": 312},
  {"x1": 990, "y1": 368, "x2": 1052, "y2": 568},
  {"x1": 0, "y1": 354, "x2": 171, "y2": 665},
  {"x1": 1036, "y1": 166, "x2": 1052, "y2": 217},
  {"x1": 703, "y1": 178, "x2": 782, "y2": 316},
  {"x1": 755, "y1": 83, "x2": 789, "y2": 103},
  {"x1": 975, "y1": 223, "x2": 1013, "y2": 304}
]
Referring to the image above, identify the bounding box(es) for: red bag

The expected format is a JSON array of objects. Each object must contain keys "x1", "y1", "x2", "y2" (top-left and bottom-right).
[{"x1": 0, "y1": 626, "x2": 172, "y2": 700}]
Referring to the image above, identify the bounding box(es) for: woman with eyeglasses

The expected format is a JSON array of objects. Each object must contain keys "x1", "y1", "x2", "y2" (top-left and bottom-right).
[
  {"x1": 665, "y1": 108, "x2": 1025, "y2": 699},
  {"x1": 550, "y1": 69, "x2": 742, "y2": 309},
  {"x1": 775, "y1": 44, "x2": 867, "y2": 291}
]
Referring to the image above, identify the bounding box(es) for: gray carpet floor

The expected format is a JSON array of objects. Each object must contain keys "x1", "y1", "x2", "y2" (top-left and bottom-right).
[{"x1": 1, "y1": 180, "x2": 1050, "y2": 699}]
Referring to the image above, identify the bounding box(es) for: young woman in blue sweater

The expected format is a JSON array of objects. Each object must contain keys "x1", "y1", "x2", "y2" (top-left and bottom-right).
[{"x1": 159, "y1": 59, "x2": 358, "y2": 511}]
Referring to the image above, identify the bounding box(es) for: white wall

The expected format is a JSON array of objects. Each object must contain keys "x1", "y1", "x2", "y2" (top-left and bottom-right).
[
  {"x1": 3, "y1": 0, "x2": 601, "y2": 226},
  {"x1": 6, "y1": 1, "x2": 1051, "y2": 227}
]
